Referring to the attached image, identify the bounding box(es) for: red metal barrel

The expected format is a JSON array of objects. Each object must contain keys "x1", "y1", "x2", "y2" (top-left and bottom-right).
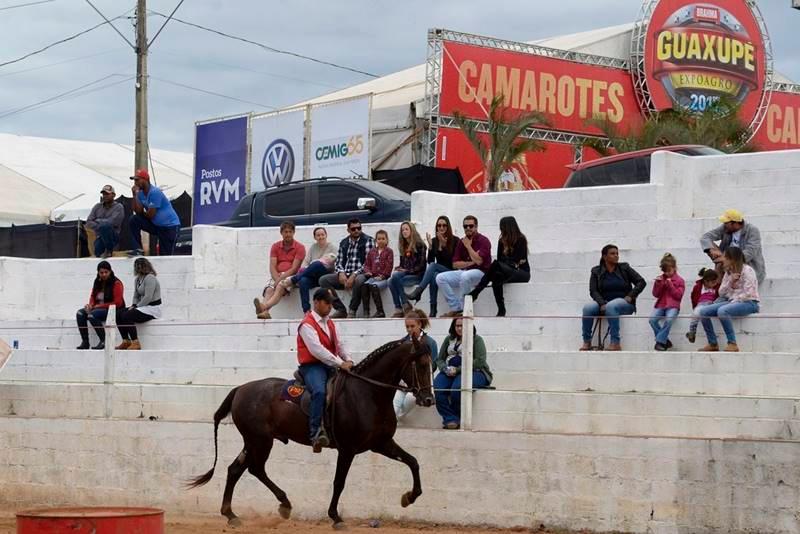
[{"x1": 16, "y1": 507, "x2": 164, "y2": 533}]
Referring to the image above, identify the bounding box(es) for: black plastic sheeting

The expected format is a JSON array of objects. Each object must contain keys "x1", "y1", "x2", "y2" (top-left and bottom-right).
[
  {"x1": 0, "y1": 191, "x2": 192, "y2": 259},
  {"x1": 374, "y1": 164, "x2": 467, "y2": 195}
]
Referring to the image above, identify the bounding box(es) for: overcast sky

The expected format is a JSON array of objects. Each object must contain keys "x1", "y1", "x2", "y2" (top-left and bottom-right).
[{"x1": 1, "y1": 0, "x2": 798, "y2": 154}]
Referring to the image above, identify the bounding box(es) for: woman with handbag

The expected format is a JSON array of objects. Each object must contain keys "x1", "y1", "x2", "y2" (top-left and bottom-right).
[{"x1": 469, "y1": 216, "x2": 530, "y2": 316}]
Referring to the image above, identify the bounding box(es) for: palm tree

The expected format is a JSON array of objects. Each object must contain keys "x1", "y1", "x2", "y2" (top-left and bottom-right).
[
  {"x1": 452, "y1": 95, "x2": 549, "y2": 192},
  {"x1": 582, "y1": 98, "x2": 757, "y2": 158}
]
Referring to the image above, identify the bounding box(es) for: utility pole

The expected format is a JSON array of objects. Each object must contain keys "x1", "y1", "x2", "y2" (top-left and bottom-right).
[{"x1": 134, "y1": 0, "x2": 148, "y2": 172}]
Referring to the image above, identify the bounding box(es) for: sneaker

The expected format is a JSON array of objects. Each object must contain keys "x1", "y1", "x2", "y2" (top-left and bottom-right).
[
  {"x1": 698, "y1": 344, "x2": 719, "y2": 352},
  {"x1": 724, "y1": 342, "x2": 740, "y2": 352},
  {"x1": 441, "y1": 310, "x2": 463, "y2": 318},
  {"x1": 443, "y1": 421, "x2": 460, "y2": 430},
  {"x1": 256, "y1": 311, "x2": 271, "y2": 320},
  {"x1": 99, "y1": 251, "x2": 112, "y2": 259},
  {"x1": 126, "y1": 249, "x2": 144, "y2": 257},
  {"x1": 665, "y1": 340, "x2": 673, "y2": 349},
  {"x1": 91, "y1": 341, "x2": 105, "y2": 350},
  {"x1": 685, "y1": 331, "x2": 696, "y2": 343},
  {"x1": 371, "y1": 311, "x2": 386, "y2": 319},
  {"x1": 391, "y1": 308, "x2": 405, "y2": 318},
  {"x1": 115, "y1": 340, "x2": 131, "y2": 350},
  {"x1": 654, "y1": 342, "x2": 667, "y2": 352},
  {"x1": 76, "y1": 341, "x2": 90, "y2": 350}
]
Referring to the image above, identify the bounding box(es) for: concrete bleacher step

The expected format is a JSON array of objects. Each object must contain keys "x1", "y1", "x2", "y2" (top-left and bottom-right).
[
  {"x1": 2, "y1": 381, "x2": 798, "y2": 441},
  {"x1": 5, "y1": 349, "x2": 800, "y2": 398}
]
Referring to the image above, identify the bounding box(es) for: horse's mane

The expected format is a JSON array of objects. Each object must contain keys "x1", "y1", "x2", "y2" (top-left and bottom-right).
[{"x1": 353, "y1": 339, "x2": 406, "y2": 373}]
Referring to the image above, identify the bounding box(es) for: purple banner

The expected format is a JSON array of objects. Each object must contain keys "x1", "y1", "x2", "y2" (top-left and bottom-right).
[{"x1": 193, "y1": 116, "x2": 248, "y2": 225}]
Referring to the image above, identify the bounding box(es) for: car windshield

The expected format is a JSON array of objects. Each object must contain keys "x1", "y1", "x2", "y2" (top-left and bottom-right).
[{"x1": 360, "y1": 180, "x2": 411, "y2": 201}]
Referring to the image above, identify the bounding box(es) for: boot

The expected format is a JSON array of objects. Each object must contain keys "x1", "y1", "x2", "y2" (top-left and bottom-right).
[
  {"x1": 115, "y1": 339, "x2": 131, "y2": 350},
  {"x1": 128, "y1": 339, "x2": 142, "y2": 350},
  {"x1": 76, "y1": 340, "x2": 90, "y2": 350},
  {"x1": 370, "y1": 286, "x2": 385, "y2": 318},
  {"x1": 492, "y1": 283, "x2": 506, "y2": 317},
  {"x1": 360, "y1": 285, "x2": 371, "y2": 317},
  {"x1": 312, "y1": 427, "x2": 330, "y2": 453},
  {"x1": 469, "y1": 273, "x2": 491, "y2": 301}
]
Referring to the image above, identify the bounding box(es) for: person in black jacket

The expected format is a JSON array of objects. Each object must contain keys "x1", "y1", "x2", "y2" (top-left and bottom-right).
[
  {"x1": 469, "y1": 216, "x2": 530, "y2": 316},
  {"x1": 580, "y1": 244, "x2": 646, "y2": 351},
  {"x1": 405, "y1": 215, "x2": 458, "y2": 317}
]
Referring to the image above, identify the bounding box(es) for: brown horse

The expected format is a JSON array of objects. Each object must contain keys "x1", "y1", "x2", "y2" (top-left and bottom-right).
[{"x1": 188, "y1": 337, "x2": 434, "y2": 529}]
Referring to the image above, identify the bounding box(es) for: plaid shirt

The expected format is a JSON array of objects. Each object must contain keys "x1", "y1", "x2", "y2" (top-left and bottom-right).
[{"x1": 334, "y1": 234, "x2": 374, "y2": 275}]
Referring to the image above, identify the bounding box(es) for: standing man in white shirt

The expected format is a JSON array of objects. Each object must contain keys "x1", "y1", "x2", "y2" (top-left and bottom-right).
[
  {"x1": 296, "y1": 288, "x2": 354, "y2": 452},
  {"x1": 700, "y1": 209, "x2": 766, "y2": 284}
]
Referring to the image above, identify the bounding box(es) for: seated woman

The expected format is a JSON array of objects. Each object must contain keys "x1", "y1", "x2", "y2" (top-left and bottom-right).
[
  {"x1": 469, "y1": 216, "x2": 530, "y2": 316},
  {"x1": 434, "y1": 317, "x2": 493, "y2": 430},
  {"x1": 697, "y1": 247, "x2": 760, "y2": 352},
  {"x1": 76, "y1": 260, "x2": 125, "y2": 350},
  {"x1": 405, "y1": 215, "x2": 457, "y2": 317},
  {"x1": 284, "y1": 226, "x2": 337, "y2": 315},
  {"x1": 580, "y1": 244, "x2": 646, "y2": 351},
  {"x1": 393, "y1": 309, "x2": 438, "y2": 419},
  {"x1": 389, "y1": 221, "x2": 427, "y2": 317},
  {"x1": 116, "y1": 257, "x2": 162, "y2": 350}
]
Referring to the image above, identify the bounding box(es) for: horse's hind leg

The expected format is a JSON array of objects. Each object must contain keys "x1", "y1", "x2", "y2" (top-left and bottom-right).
[
  {"x1": 221, "y1": 448, "x2": 248, "y2": 526},
  {"x1": 371, "y1": 439, "x2": 422, "y2": 507},
  {"x1": 246, "y1": 438, "x2": 293, "y2": 519}
]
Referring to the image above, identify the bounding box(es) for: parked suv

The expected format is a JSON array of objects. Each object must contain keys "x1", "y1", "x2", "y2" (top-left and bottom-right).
[
  {"x1": 564, "y1": 145, "x2": 724, "y2": 188},
  {"x1": 175, "y1": 177, "x2": 411, "y2": 254}
]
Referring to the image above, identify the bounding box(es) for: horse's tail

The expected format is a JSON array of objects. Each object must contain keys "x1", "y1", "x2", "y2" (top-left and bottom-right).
[{"x1": 186, "y1": 386, "x2": 238, "y2": 489}]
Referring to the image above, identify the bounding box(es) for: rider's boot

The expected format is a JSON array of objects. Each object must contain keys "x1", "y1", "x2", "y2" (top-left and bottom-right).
[{"x1": 312, "y1": 427, "x2": 330, "y2": 453}]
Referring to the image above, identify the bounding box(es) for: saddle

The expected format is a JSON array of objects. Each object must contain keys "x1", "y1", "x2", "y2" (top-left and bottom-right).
[{"x1": 279, "y1": 370, "x2": 338, "y2": 420}]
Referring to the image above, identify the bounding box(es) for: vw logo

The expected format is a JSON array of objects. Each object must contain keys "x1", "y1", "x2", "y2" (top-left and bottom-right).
[{"x1": 262, "y1": 139, "x2": 295, "y2": 188}]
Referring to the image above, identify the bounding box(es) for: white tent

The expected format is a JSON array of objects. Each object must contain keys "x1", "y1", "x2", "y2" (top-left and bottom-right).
[{"x1": 0, "y1": 133, "x2": 192, "y2": 226}]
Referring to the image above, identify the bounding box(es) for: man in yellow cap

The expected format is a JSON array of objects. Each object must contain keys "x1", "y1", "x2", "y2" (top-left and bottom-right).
[{"x1": 701, "y1": 209, "x2": 765, "y2": 284}]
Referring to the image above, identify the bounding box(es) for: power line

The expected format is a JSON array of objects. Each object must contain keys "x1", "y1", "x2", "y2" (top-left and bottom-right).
[
  {"x1": 148, "y1": 10, "x2": 379, "y2": 79},
  {"x1": 3, "y1": 76, "x2": 135, "y2": 119},
  {"x1": 0, "y1": 7, "x2": 134, "y2": 69},
  {"x1": 0, "y1": 73, "x2": 132, "y2": 119},
  {"x1": 0, "y1": 0, "x2": 55, "y2": 11},
  {"x1": 149, "y1": 75, "x2": 277, "y2": 109},
  {"x1": 0, "y1": 48, "x2": 122, "y2": 79},
  {"x1": 152, "y1": 49, "x2": 343, "y2": 90},
  {"x1": 84, "y1": 0, "x2": 135, "y2": 49},
  {"x1": 147, "y1": 0, "x2": 184, "y2": 49}
]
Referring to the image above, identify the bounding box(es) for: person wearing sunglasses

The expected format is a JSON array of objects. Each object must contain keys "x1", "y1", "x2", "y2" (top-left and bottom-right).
[
  {"x1": 434, "y1": 215, "x2": 492, "y2": 317},
  {"x1": 405, "y1": 215, "x2": 458, "y2": 317},
  {"x1": 85, "y1": 184, "x2": 124, "y2": 258},
  {"x1": 319, "y1": 218, "x2": 374, "y2": 318}
]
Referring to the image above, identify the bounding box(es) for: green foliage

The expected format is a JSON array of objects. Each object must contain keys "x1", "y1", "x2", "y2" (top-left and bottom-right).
[{"x1": 452, "y1": 95, "x2": 549, "y2": 192}]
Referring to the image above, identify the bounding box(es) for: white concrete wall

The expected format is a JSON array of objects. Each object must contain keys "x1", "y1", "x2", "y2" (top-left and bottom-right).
[{"x1": 1, "y1": 417, "x2": 798, "y2": 534}]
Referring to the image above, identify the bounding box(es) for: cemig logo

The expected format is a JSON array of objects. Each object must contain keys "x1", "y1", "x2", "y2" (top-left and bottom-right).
[
  {"x1": 314, "y1": 135, "x2": 364, "y2": 162},
  {"x1": 648, "y1": 2, "x2": 761, "y2": 112},
  {"x1": 262, "y1": 139, "x2": 295, "y2": 188}
]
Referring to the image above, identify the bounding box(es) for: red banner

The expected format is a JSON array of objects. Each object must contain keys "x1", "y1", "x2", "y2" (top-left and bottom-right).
[
  {"x1": 753, "y1": 91, "x2": 800, "y2": 150},
  {"x1": 435, "y1": 127, "x2": 576, "y2": 193},
  {"x1": 643, "y1": 1, "x2": 768, "y2": 126},
  {"x1": 439, "y1": 41, "x2": 642, "y2": 136}
]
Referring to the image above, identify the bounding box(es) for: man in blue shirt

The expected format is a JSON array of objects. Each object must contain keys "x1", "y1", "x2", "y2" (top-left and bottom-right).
[{"x1": 128, "y1": 168, "x2": 181, "y2": 256}]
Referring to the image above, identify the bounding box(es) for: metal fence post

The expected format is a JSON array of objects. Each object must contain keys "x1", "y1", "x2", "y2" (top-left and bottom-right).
[
  {"x1": 460, "y1": 295, "x2": 474, "y2": 430},
  {"x1": 103, "y1": 305, "x2": 117, "y2": 418}
]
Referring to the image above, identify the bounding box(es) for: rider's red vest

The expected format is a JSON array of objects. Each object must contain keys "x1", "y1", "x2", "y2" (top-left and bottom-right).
[{"x1": 296, "y1": 312, "x2": 339, "y2": 365}]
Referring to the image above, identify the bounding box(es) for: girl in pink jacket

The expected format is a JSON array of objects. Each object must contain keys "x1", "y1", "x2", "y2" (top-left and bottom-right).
[{"x1": 649, "y1": 253, "x2": 686, "y2": 351}]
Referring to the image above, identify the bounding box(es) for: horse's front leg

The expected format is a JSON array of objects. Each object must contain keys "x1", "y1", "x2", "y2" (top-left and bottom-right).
[
  {"x1": 328, "y1": 451, "x2": 355, "y2": 529},
  {"x1": 371, "y1": 439, "x2": 421, "y2": 507}
]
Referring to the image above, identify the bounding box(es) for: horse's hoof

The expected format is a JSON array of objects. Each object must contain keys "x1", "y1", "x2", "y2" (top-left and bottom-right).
[
  {"x1": 333, "y1": 521, "x2": 348, "y2": 530},
  {"x1": 278, "y1": 504, "x2": 292, "y2": 520},
  {"x1": 227, "y1": 517, "x2": 242, "y2": 528},
  {"x1": 401, "y1": 492, "x2": 414, "y2": 508}
]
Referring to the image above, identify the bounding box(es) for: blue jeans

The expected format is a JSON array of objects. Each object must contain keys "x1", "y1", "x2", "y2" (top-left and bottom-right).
[
  {"x1": 433, "y1": 371, "x2": 490, "y2": 425},
  {"x1": 76, "y1": 307, "x2": 109, "y2": 342},
  {"x1": 364, "y1": 277, "x2": 389, "y2": 289},
  {"x1": 129, "y1": 215, "x2": 179, "y2": 256},
  {"x1": 698, "y1": 298, "x2": 759, "y2": 345},
  {"x1": 649, "y1": 307, "x2": 679, "y2": 345},
  {"x1": 416, "y1": 263, "x2": 451, "y2": 315},
  {"x1": 581, "y1": 298, "x2": 635, "y2": 344},
  {"x1": 93, "y1": 223, "x2": 119, "y2": 256},
  {"x1": 293, "y1": 261, "x2": 330, "y2": 313},
  {"x1": 389, "y1": 272, "x2": 421, "y2": 309},
  {"x1": 298, "y1": 362, "x2": 332, "y2": 439}
]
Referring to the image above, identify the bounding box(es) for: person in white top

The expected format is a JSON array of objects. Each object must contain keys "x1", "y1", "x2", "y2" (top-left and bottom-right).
[{"x1": 296, "y1": 288, "x2": 353, "y2": 452}]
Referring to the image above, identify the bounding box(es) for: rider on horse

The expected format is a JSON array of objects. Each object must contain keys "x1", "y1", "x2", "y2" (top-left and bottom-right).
[{"x1": 297, "y1": 288, "x2": 354, "y2": 452}]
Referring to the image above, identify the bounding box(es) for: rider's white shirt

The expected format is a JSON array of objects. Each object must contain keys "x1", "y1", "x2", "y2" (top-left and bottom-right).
[{"x1": 299, "y1": 311, "x2": 352, "y2": 367}]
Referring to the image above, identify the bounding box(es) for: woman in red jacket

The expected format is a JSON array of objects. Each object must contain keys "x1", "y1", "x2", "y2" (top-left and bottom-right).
[{"x1": 76, "y1": 260, "x2": 125, "y2": 350}]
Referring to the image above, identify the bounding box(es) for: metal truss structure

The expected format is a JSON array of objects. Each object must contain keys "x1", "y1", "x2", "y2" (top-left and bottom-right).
[
  {"x1": 630, "y1": 0, "x2": 774, "y2": 140},
  {"x1": 771, "y1": 82, "x2": 800, "y2": 94},
  {"x1": 423, "y1": 28, "x2": 627, "y2": 166}
]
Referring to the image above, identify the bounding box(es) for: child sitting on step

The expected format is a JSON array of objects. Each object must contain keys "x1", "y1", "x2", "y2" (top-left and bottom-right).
[
  {"x1": 686, "y1": 268, "x2": 720, "y2": 343},
  {"x1": 649, "y1": 253, "x2": 685, "y2": 351}
]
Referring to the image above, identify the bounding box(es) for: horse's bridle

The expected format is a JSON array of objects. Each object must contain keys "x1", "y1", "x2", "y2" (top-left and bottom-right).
[{"x1": 339, "y1": 351, "x2": 431, "y2": 397}]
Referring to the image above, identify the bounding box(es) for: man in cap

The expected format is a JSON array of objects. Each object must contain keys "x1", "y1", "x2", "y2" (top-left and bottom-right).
[
  {"x1": 701, "y1": 209, "x2": 765, "y2": 284},
  {"x1": 85, "y1": 184, "x2": 124, "y2": 258},
  {"x1": 128, "y1": 168, "x2": 181, "y2": 256}
]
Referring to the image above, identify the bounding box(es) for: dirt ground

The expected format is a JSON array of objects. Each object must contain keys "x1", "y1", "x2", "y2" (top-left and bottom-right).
[{"x1": 0, "y1": 513, "x2": 617, "y2": 533}]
